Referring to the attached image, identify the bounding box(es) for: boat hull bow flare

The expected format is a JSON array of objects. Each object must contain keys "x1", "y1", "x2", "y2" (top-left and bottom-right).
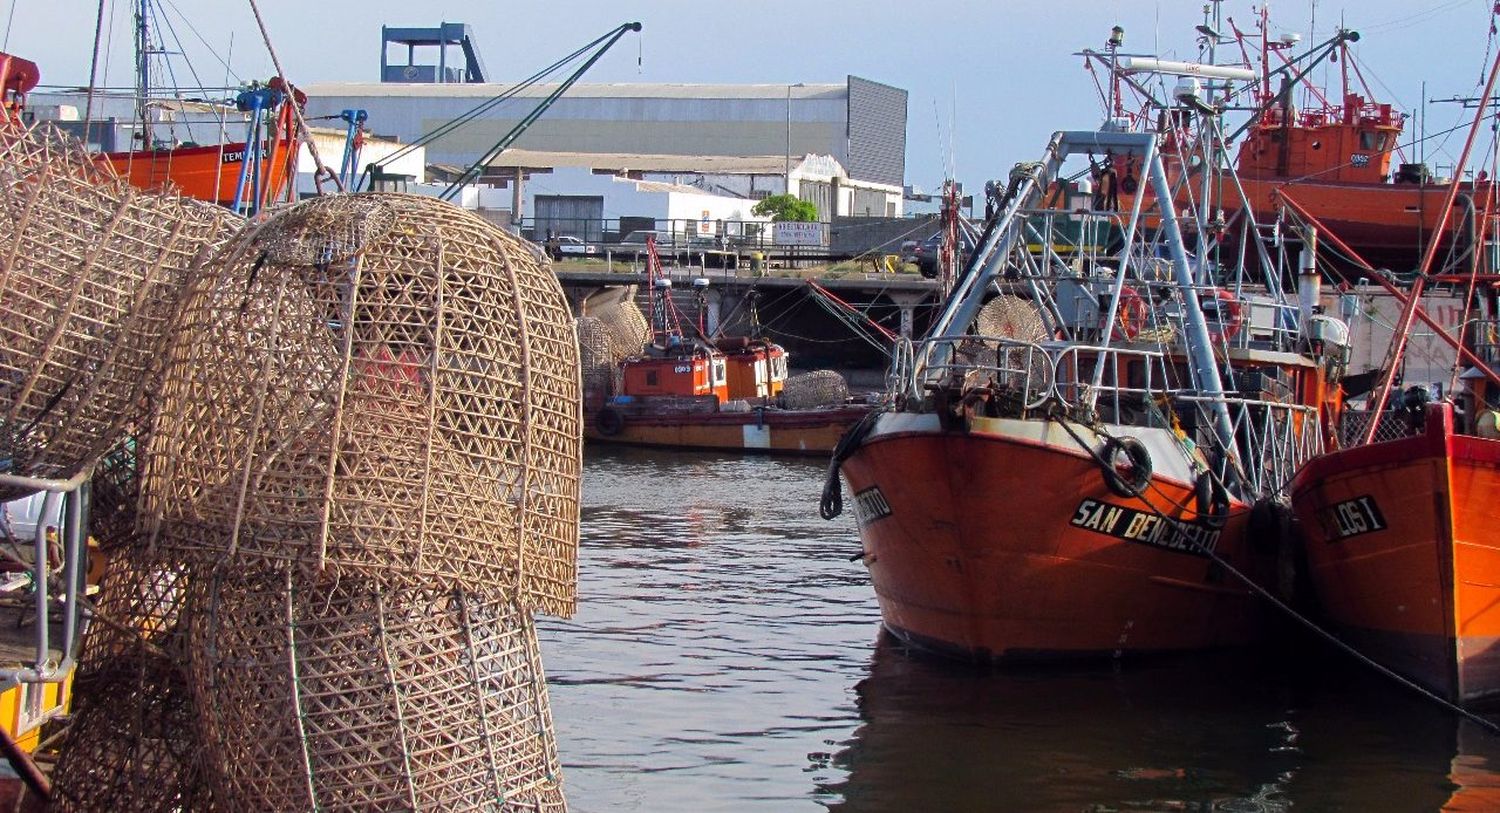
[
  {"x1": 1292, "y1": 404, "x2": 1500, "y2": 705},
  {"x1": 843, "y1": 414, "x2": 1260, "y2": 660}
]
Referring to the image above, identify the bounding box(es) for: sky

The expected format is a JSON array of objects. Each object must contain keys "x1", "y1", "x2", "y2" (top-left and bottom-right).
[{"x1": 4, "y1": 0, "x2": 1496, "y2": 193}]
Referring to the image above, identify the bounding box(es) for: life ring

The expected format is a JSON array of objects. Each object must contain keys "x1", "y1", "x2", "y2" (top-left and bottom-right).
[
  {"x1": 595, "y1": 407, "x2": 625, "y2": 437},
  {"x1": 1101, "y1": 435, "x2": 1152, "y2": 497},
  {"x1": 1194, "y1": 471, "x2": 1230, "y2": 529},
  {"x1": 1110, "y1": 286, "x2": 1148, "y2": 341},
  {"x1": 1204, "y1": 288, "x2": 1243, "y2": 344}
]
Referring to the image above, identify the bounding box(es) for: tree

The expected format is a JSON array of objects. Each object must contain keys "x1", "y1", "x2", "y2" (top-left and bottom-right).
[{"x1": 752, "y1": 194, "x2": 818, "y2": 222}]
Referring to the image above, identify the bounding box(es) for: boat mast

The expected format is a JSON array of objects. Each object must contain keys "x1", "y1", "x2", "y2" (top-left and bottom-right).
[{"x1": 133, "y1": 0, "x2": 153, "y2": 148}]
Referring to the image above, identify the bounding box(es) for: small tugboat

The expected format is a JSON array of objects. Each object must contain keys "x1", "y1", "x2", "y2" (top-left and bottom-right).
[
  {"x1": 823, "y1": 46, "x2": 1344, "y2": 660},
  {"x1": 583, "y1": 238, "x2": 872, "y2": 455},
  {"x1": 1287, "y1": 45, "x2": 1500, "y2": 705}
]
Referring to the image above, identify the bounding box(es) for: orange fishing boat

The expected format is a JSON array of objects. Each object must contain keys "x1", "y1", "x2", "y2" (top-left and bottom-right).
[
  {"x1": 1287, "y1": 42, "x2": 1500, "y2": 705},
  {"x1": 1084, "y1": 8, "x2": 1486, "y2": 272},
  {"x1": 584, "y1": 241, "x2": 873, "y2": 455},
  {"x1": 0, "y1": 51, "x2": 38, "y2": 128},
  {"x1": 823, "y1": 119, "x2": 1342, "y2": 661},
  {"x1": 585, "y1": 340, "x2": 869, "y2": 455},
  {"x1": 98, "y1": 80, "x2": 300, "y2": 210},
  {"x1": 96, "y1": 1, "x2": 300, "y2": 210},
  {"x1": 1291, "y1": 402, "x2": 1500, "y2": 704}
]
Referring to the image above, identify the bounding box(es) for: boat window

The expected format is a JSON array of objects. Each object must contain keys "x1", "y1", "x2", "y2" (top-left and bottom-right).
[
  {"x1": 646, "y1": 370, "x2": 658, "y2": 386},
  {"x1": 1359, "y1": 131, "x2": 1379, "y2": 151}
]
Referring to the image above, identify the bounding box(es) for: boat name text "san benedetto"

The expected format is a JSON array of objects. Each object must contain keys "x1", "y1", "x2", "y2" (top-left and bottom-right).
[
  {"x1": 853, "y1": 487, "x2": 892, "y2": 527},
  {"x1": 1069, "y1": 499, "x2": 1220, "y2": 556}
]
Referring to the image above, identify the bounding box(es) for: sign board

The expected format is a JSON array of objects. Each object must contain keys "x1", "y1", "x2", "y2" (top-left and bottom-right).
[
  {"x1": 697, "y1": 210, "x2": 713, "y2": 236},
  {"x1": 772, "y1": 221, "x2": 826, "y2": 246}
]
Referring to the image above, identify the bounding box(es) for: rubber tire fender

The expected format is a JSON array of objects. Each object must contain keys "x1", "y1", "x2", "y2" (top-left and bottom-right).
[
  {"x1": 1194, "y1": 471, "x2": 1231, "y2": 529},
  {"x1": 1101, "y1": 435, "x2": 1152, "y2": 498},
  {"x1": 595, "y1": 406, "x2": 625, "y2": 437}
]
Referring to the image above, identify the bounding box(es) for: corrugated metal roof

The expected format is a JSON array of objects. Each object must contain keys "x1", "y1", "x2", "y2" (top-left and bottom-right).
[
  {"x1": 302, "y1": 82, "x2": 846, "y2": 101},
  {"x1": 482, "y1": 149, "x2": 793, "y2": 174}
]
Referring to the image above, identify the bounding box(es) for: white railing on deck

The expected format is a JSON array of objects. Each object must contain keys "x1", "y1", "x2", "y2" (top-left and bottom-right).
[{"x1": 1175, "y1": 394, "x2": 1324, "y2": 499}]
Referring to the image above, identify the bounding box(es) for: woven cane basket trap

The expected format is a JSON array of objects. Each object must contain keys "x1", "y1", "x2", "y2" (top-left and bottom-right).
[
  {"x1": 186, "y1": 572, "x2": 564, "y2": 812},
  {"x1": 140, "y1": 193, "x2": 581, "y2": 616},
  {"x1": 588, "y1": 293, "x2": 651, "y2": 359},
  {"x1": 0, "y1": 123, "x2": 238, "y2": 501},
  {"x1": 576, "y1": 316, "x2": 616, "y2": 401},
  {"x1": 49, "y1": 553, "x2": 215, "y2": 813},
  {"x1": 781, "y1": 370, "x2": 850, "y2": 410}
]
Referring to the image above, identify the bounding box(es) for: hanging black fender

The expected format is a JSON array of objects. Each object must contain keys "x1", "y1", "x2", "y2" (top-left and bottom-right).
[
  {"x1": 1101, "y1": 436, "x2": 1152, "y2": 498},
  {"x1": 595, "y1": 407, "x2": 625, "y2": 437},
  {"x1": 1194, "y1": 471, "x2": 1231, "y2": 529}
]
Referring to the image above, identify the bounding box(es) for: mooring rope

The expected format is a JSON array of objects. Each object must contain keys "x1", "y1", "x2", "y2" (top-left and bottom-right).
[{"x1": 1053, "y1": 414, "x2": 1500, "y2": 735}]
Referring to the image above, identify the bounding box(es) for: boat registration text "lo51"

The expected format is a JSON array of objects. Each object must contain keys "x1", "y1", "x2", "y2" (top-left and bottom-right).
[
  {"x1": 1069, "y1": 498, "x2": 1219, "y2": 556},
  {"x1": 853, "y1": 487, "x2": 892, "y2": 527},
  {"x1": 1316, "y1": 495, "x2": 1387, "y2": 540}
]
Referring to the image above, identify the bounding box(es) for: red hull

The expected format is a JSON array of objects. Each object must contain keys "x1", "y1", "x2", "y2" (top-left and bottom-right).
[
  {"x1": 841, "y1": 418, "x2": 1266, "y2": 660},
  {"x1": 1291, "y1": 406, "x2": 1500, "y2": 704},
  {"x1": 100, "y1": 142, "x2": 291, "y2": 207},
  {"x1": 585, "y1": 404, "x2": 870, "y2": 456}
]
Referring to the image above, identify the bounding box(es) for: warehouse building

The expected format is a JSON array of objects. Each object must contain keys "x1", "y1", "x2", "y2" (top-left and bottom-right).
[{"x1": 301, "y1": 72, "x2": 909, "y2": 225}]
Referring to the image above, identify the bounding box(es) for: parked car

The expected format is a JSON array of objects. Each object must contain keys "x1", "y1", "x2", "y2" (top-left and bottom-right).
[
  {"x1": 613, "y1": 229, "x2": 671, "y2": 258},
  {"x1": 554, "y1": 235, "x2": 596, "y2": 257},
  {"x1": 909, "y1": 232, "x2": 976, "y2": 279}
]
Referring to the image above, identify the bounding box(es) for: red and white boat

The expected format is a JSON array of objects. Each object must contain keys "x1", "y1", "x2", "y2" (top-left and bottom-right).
[
  {"x1": 825, "y1": 118, "x2": 1344, "y2": 660},
  {"x1": 585, "y1": 239, "x2": 873, "y2": 455}
]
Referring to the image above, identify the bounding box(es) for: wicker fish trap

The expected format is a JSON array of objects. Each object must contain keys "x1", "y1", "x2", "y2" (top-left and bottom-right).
[
  {"x1": 141, "y1": 193, "x2": 581, "y2": 615},
  {"x1": 589, "y1": 293, "x2": 651, "y2": 360},
  {"x1": 186, "y1": 572, "x2": 564, "y2": 812},
  {"x1": 50, "y1": 553, "x2": 214, "y2": 812},
  {"x1": 576, "y1": 316, "x2": 616, "y2": 400},
  {"x1": 781, "y1": 369, "x2": 849, "y2": 410},
  {"x1": 967, "y1": 295, "x2": 1051, "y2": 391},
  {"x1": 0, "y1": 122, "x2": 239, "y2": 501}
]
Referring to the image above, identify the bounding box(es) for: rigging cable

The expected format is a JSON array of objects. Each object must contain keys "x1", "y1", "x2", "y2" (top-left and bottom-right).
[
  {"x1": 1049, "y1": 411, "x2": 1500, "y2": 735},
  {"x1": 245, "y1": 0, "x2": 337, "y2": 191},
  {"x1": 84, "y1": 0, "x2": 108, "y2": 128}
]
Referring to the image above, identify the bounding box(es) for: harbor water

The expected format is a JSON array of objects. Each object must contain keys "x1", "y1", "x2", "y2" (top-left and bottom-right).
[{"x1": 538, "y1": 448, "x2": 1500, "y2": 811}]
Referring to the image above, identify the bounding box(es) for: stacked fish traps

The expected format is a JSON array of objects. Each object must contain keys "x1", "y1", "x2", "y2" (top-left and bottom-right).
[
  {"x1": 11, "y1": 160, "x2": 583, "y2": 808},
  {"x1": 0, "y1": 124, "x2": 235, "y2": 501},
  {"x1": 576, "y1": 316, "x2": 616, "y2": 402}
]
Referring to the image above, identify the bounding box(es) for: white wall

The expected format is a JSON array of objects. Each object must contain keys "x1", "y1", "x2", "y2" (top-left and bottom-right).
[{"x1": 294, "y1": 134, "x2": 426, "y2": 196}]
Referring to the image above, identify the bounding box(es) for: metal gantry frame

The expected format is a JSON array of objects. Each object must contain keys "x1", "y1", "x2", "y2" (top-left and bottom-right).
[{"x1": 0, "y1": 470, "x2": 88, "y2": 689}]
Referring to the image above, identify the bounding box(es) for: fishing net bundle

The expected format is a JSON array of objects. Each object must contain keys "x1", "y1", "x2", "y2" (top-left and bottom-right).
[
  {"x1": 138, "y1": 193, "x2": 581, "y2": 616},
  {"x1": 576, "y1": 316, "x2": 618, "y2": 401},
  {"x1": 0, "y1": 122, "x2": 240, "y2": 501},
  {"x1": 588, "y1": 293, "x2": 652, "y2": 359},
  {"x1": 781, "y1": 370, "x2": 850, "y2": 409},
  {"x1": 184, "y1": 572, "x2": 564, "y2": 812}
]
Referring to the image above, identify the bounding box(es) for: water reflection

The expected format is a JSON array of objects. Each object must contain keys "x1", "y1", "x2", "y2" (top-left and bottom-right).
[{"x1": 541, "y1": 448, "x2": 1500, "y2": 811}]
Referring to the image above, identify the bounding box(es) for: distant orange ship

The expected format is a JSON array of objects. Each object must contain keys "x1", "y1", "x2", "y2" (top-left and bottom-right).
[
  {"x1": 585, "y1": 239, "x2": 873, "y2": 455},
  {"x1": 1093, "y1": 11, "x2": 1485, "y2": 272}
]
